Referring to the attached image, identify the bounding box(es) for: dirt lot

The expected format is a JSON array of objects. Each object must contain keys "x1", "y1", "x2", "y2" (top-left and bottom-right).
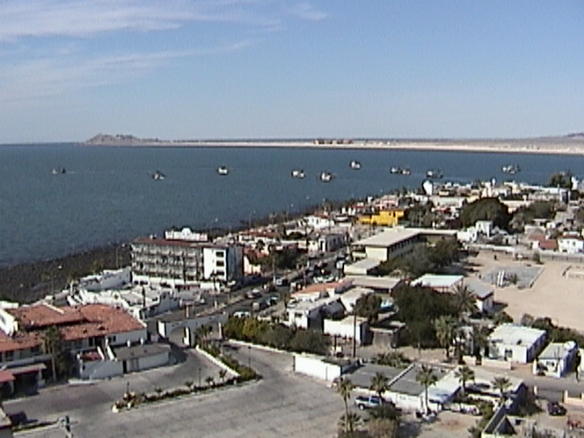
[
  {"x1": 400, "y1": 411, "x2": 478, "y2": 438},
  {"x1": 470, "y1": 252, "x2": 584, "y2": 331}
]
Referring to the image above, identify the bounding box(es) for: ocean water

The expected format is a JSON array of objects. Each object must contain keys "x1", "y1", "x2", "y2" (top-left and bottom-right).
[{"x1": 0, "y1": 144, "x2": 581, "y2": 266}]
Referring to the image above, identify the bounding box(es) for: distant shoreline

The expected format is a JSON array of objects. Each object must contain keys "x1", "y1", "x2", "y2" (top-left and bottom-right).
[{"x1": 78, "y1": 139, "x2": 584, "y2": 155}]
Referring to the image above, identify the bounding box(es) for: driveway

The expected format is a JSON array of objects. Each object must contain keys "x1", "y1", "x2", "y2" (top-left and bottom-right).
[
  {"x1": 11, "y1": 347, "x2": 343, "y2": 438},
  {"x1": 4, "y1": 348, "x2": 220, "y2": 422}
]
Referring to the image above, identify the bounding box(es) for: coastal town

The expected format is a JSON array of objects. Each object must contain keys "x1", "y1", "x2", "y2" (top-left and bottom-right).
[{"x1": 0, "y1": 171, "x2": 584, "y2": 437}]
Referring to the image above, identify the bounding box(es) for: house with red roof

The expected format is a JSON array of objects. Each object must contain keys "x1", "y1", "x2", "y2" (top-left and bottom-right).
[{"x1": 0, "y1": 303, "x2": 147, "y2": 393}]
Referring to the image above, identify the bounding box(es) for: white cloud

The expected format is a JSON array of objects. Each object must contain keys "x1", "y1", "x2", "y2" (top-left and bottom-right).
[
  {"x1": 0, "y1": 0, "x2": 279, "y2": 41},
  {"x1": 288, "y1": 2, "x2": 327, "y2": 21},
  {"x1": 0, "y1": 40, "x2": 256, "y2": 102}
]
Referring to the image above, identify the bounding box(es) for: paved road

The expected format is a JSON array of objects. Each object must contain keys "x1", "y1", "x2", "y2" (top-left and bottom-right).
[
  {"x1": 12, "y1": 347, "x2": 343, "y2": 438},
  {"x1": 4, "y1": 349, "x2": 219, "y2": 423}
]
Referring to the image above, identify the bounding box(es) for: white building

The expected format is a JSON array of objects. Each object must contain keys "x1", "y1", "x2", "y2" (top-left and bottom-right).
[
  {"x1": 533, "y1": 341, "x2": 578, "y2": 378},
  {"x1": 202, "y1": 246, "x2": 244, "y2": 284},
  {"x1": 68, "y1": 285, "x2": 181, "y2": 320},
  {"x1": 352, "y1": 229, "x2": 420, "y2": 262},
  {"x1": 323, "y1": 316, "x2": 368, "y2": 345},
  {"x1": 557, "y1": 234, "x2": 584, "y2": 254},
  {"x1": 343, "y1": 258, "x2": 380, "y2": 276},
  {"x1": 411, "y1": 274, "x2": 463, "y2": 292},
  {"x1": 303, "y1": 214, "x2": 336, "y2": 230},
  {"x1": 488, "y1": 324, "x2": 547, "y2": 363},
  {"x1": 307, "y1": 232, "x2": 346, "y2": 255}
]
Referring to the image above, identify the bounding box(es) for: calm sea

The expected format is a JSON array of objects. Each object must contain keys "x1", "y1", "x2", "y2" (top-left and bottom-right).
[{"x1": 0, "y1": 144, "x2": 580, "y2": 266}]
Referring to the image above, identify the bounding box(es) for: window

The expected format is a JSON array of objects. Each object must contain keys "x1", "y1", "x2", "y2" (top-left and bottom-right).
[
  {"x1": 216, "y1": 251, "x2": 225, "y2": 258},
  {"x1": 216, "y1": 260, "x2": 225, "y2": 267},
  {"x1": 4, "y1": 351, "x2": 13, "y2": 361}
]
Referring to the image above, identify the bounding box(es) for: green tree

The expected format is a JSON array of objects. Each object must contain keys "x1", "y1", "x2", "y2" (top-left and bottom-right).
[
  {"x1": 369, "y1": 372, "x2": 389, "y2": 401},
  {"x1": 433, "y1": 315, "x2": 457, "y2": 360},
  {"x1": 393, "y1": 284, "x2": 457, "y2": 349},
  {"x1": 205, "y1": 376, "x2": 215, "y2": 387},
  {"x1": 453, "y1": 283, "x2": 476, "y2": 318},
  {"x1": 41, "y1": 325, "x2": 65, "y2": 382},
  {"x1": 548, "y1": 171, "x2": 572, "y2": 189},
  {"x1": 218, "y1": 369, "x2": 227, "y2": 384},
  {"x1": 492, "y1": 376, "x2": 511, "y2": 402},
  {"x1": 416, "y1": 365, "x2": 438, "y2": 414},
  {"x1": 354, "y1": 294, "x2": 382, "y2": 323},
  {"x1": 289, "y1": 329, "x2": 330, "y2": 355},
  {"x1": 337, "y1": 378, "x2": 355, "y2": 433},
  {"x1": 460, "y1": 198, "x2": 511, "y2": 230},
  {"x1": 455, "y1": 366, "x2": 475, "y2": 395}
]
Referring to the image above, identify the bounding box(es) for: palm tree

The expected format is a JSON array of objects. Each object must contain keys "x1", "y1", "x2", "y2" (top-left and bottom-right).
[
  {"x1": 453, "y1": 283, "x2": 476, "y2": 318},
  {"x1": 41, "y1": 325, "x2": 63, "y2": 382},
  {"x1": 338, "y1": 412, "x2": 362, "y2": 435},
  {"x1": 472, "y1": 325, "x2": 491, "y2": 359},
  {"x1": 492, "y1": 377, "x2": 511, "y2": 403},
  {"x1": 336, "y1": 378, "x2": 354, "y2": 433},
  {"x1": 196, "y1": 325, "x2": 212, "y2": 346},
  {"x1": 218, "y1": 369, "x2": 227, "y2": 384},
  {"x1": 433, "y1": 315, "x2": 457, "y2": 360},
  {"x1": 416, "y1": 365, "x2": 438, "y2": 414},
  {"x1": 455, "y1": 366, "x2": 475, "y2": 395},
  {"x1": 370, "y1": 372, "x2": 389, "y2": 401}
]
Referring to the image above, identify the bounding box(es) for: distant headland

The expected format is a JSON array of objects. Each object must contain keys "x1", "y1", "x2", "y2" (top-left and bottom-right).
[{"x1": 82, "y1": 132, "x2": 584, "y2": 155}]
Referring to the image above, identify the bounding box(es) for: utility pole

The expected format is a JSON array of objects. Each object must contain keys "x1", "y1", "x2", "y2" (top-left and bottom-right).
[{"x1": 352, "y1": 312, "x2": 357, "y2": 358}]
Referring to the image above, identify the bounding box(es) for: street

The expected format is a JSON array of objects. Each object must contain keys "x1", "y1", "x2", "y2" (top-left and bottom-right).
[{"x1": 10, "y1": 347, "x2": 343, "y2": 438}]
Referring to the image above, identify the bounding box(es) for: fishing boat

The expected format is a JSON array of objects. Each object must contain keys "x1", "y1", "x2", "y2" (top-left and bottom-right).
[
  {"x1": 390, "y1": 167, "x2": 411, "y2": 175},
  {"x1": 51, "y1": 168, "x2": 66, "y2": 175},
  {"x1": 217, "y1": 166, "x2": 229, "y2": 176},
  {"x1": 291, "y1": 169, "x2": 305, "y2": 179},
  {"x1": 349, "y1": 160, "x2": 362, "y2": 170},
  {"x1": 501, "y1": 164, "x2": 520, "y2": 175},
  {"x1": 151, "y1": 170, "x2": 166, "y2": 180},
  {"x1": 319, "y1": 171, "x2": 334, "y2": 182},
  {"x1": 426, "y1": 169, "x2": 443, "y2": 179}
]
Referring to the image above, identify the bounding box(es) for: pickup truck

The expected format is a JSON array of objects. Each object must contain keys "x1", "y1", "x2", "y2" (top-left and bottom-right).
[{"x1": 354, "y1": 395, "x2": 383, "y2": 410}]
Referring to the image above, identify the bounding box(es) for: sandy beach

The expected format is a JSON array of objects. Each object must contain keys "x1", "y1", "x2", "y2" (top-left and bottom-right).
[{"x1": 82, "y1": 137, "x2": 584, "y2": 155}]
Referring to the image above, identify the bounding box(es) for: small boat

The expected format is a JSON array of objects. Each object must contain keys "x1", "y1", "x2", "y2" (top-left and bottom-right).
[
  {"x1": 151, "y1": 170, "x2": 165, "y2": 180},
  {"x1": 217, "y1": 166, "x2": 229, "y2": 176},
  {"x1": 291, "y1": 169, "x2": 305, "y2": 179},
  {"x1": 349, "y1": 160, "x2": 361, "y2": 170},
  {"x1": 390, "y1": 167, "x2": 411, "y2": 175},
  {"x1": 502, "y1": 164, "x2": 520, "y2": 175},
  {"x1": 320, "y1": 171, "x2": 334, "y2": 182},
  {"x1": 51, "y1": 168, "x2": 66, "y2": 175},
  {"x1": 426, "y1": 169, "x2": 443, "y2": 179}
]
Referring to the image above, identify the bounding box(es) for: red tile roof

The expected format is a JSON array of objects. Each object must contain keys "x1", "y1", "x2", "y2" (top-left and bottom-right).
[{"x1": 0, "y1": 304, "x2": 145, "y2": 354}]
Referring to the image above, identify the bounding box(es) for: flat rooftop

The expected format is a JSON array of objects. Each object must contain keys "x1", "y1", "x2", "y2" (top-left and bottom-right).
[
  {"x1": 489, "y1": 323, "x2": 546, "y2": 346},
  {"x1": 344, "y1": 258, "x2": 380, "y2": 272},
  {"x1": 353, "y1": 229, "x2": 420, "y2": 248},
  {"x1": 345, "y1": 275, "x2": 402, "y2": 292},
  {"x1": 349, "y1": 363, "x2": 404, "y2": 389},
  {"x1": 412, "y1": 274, "x2": 463, "y2": 289}
]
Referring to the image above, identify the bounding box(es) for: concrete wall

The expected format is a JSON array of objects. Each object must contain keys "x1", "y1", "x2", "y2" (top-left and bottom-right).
[
  {"x1": 79, "y1": 358, "x2": 123, "y2": 380},
  {"x1": 107, "y1": 329, "x2": 148, "y2": 347},
  {"x1": 293, "y1": 354, "x2": 342, "y2": 382}
]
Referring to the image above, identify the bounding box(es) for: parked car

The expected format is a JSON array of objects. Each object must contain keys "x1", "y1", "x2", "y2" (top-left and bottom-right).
[
  {"x1": 233, "y1": 310, "x2": 251, "y2": 318},
  {"x1": 355, "y1": 395, "x2": 383, "y2": 410},
  {"x1": 245, "y1": 289, "x2": 261, "y2": 299},
  {"x1": 548, "y1": 401, "x2": 567, "y2": 416},
  {"x1": 274, "y1": 276, "x2": 288, "y2": 287}
]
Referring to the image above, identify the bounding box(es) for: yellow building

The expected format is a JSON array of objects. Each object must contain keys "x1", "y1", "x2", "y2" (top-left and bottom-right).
[{"x1": 358, "y1": 209, "x2": 405, "y2": 227}]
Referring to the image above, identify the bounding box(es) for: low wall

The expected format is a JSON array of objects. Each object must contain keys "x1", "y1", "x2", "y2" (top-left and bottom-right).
[
  {"x1": 195, "y1": 346, "x2": 239, "y2": 377},
  {"x1": 564, "y1": 391, "x2": 584, "y2": 408},
  {"x1": 227, "y1": 339, "x2": 290, "y2": 355}
]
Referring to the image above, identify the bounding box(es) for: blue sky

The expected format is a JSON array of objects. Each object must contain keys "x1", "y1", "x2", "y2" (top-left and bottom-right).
[{"x1": 0, "y1": 0, "x2": 582, "y2": 143}]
